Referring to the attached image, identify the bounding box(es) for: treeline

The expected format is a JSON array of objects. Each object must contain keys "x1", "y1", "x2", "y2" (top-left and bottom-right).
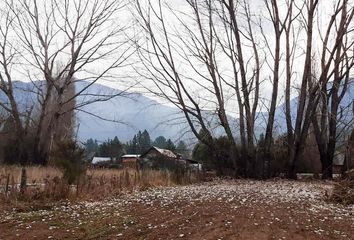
[
  {"x1": 192, "y1": 133, "x2": 322, "y2": 177},
  {"x1": 84, "y1": 129, "x2": 189, "y2": 160}
]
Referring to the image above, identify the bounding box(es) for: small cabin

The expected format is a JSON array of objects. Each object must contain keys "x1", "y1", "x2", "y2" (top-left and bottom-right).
[
  {"x1": 121, "y1": 154, "x2": 140, "y2": 169},
  {"x1": 91, "y1": 157, "x2": 116, "y2": 167},
  {"x1": 140, "y1": 146, "x2": 202, "y2": 170}
]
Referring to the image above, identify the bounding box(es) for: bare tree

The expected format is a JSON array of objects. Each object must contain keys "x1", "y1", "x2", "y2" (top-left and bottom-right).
[
  {"x1": 285, "y1": 0, "x2": 319, "y2": 179},
  {"x1": 285, "y1": 0, "x2": 354, "y2": 179},
  {"x1": 134, "y1": 0, "x2": 354, "y2": 179},
  {"x1": 311, "y1": 0, "x2": 354, "y2": 179},
  {"x1": 134, "y1": 0, "x2": 217, "y2": 170},
  {"x1": 283, "y1": 0, "x2": 303, "y2": 174},
  {"x1": 0, "y1": 2, "x2": 28, "y2": 164},
  {"x1": 217, "y1": 0, "x2": 264, "y2": 175},
  {"x1": 134, "y1": 0, "x2": 266, "y2": 176},
  {"x1": 0, "y1": 0, "x2": 133, "y2": 165},
  {"x1": 257, "y1": 0, "x2": 297, "y2": 177}
]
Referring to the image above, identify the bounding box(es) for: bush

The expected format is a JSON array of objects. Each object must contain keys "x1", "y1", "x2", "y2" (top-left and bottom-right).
[
  {"x1": 52, "y1": 140, "x2": 86, "y2": 185},
  {"x1": 192, "y1": 136, "x2": 236, "y2": 175},
  {"x1": 330, "y1": 169, "x2": 354, "y2": 205}
]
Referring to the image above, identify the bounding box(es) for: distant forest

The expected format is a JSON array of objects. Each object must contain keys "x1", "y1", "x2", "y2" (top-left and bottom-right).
[{"x1": 84, "y1": 129, "x2": 189, "y2": 160}]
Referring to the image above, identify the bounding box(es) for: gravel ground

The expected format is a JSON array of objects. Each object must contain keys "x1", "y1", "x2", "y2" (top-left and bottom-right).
[{"x1": 1, "y1": 179, "x2": 353, "y2": 239}]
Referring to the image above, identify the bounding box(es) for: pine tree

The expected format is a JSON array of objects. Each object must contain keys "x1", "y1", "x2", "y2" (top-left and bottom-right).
[
  {"x1": 139, "y1": 130, "x2": 151, "y2": 153},
  {"x1": 153, "y1": 136, "x2": 167, "y2": 148},
  {"x1": 166, "y1": 139, "x2": 176, "y2": 151},
  {"x1": 85, "y1": 138, "x2": 99, "y2": 154},
  {"x1": 126, "y1": 130, "x2": 152, "y2": 154},
  {"x1": 176, "y1": 140, "x2": 189, "y2": 157},
  {"x1": 111, "y1": 136, "x2": 124, "y2": 159}
]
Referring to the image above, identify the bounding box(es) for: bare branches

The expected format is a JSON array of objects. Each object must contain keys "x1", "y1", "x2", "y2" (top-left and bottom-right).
[
  {"x1": 134, "y1": 0, "x2": 354, "y2": 178},
  {"x1": 0, "y1": 0, "x2": 132, "y2": 164},
  {"x1": 134, "y1": 0, "x2": 215, "y2": 147}
]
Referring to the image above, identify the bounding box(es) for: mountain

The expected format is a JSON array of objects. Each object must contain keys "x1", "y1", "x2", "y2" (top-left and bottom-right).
[
  {"x1": 0, "y1": 81, "x2": 186, "y2": 142},
  {"x1": 272, "y1": 82, "x2": 354, "y2": 134},
  {"x1": 75, "y1": 82, "x2": 185, "y2": 141},
  {"x1": 1, "y1": 80, "x2": 353, "y2": 142}
]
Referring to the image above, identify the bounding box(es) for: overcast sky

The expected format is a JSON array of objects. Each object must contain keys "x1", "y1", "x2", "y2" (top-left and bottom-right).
[{"x1": 3, "y1": 0, "x2": 352, "y2": 117}]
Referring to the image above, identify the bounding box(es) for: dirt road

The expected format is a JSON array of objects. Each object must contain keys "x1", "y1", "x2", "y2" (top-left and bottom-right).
[{"x1": 1, "y1": 180, "x2": 353, "y2": 239}]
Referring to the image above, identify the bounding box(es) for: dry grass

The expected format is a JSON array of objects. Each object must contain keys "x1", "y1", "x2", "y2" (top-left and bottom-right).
[
  {"x1": 0, "y1": 165, "x2": 61, "y2": 184},
  {"x1": 329, "y1": 169, "x2": 354, "y2": 205},
  {"x1": 0, "y1": 165, "x2": 202, "y2": 204}
]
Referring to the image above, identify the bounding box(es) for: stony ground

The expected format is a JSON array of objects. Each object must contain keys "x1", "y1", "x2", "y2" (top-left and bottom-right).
[{"x1": 1, "y1": 180, "x2": 353, "y2": 240}]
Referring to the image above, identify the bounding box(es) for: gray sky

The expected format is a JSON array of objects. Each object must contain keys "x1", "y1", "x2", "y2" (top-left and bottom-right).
[{"x1": 3, "y1": 0, "x2": 353, "y2": 118}]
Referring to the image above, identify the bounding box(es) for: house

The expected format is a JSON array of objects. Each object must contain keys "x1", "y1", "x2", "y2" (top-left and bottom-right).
[
  {"x1": 140, "y1": 146, "x2": 201, "y2": 170},
  {"x1": 140, "y1": 146, "x2": 178, "y2": 169},
  {"x1": 299, "y1": 130, "x2": 354, "y2": 177},
  {"x1": 141, "y1": 146, "x2": 178, "y2": 159},
  {"x1": 121, "y1": 154, "x2": 140, "y2": 169},
  {"x1": 92, "y1": 157, "x2": 116, "y2": 165}
]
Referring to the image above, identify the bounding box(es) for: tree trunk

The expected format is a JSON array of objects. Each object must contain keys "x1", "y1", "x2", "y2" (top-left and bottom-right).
[
  {"x1": 20, "y1": 167, "x2": 27, "y2": 195},
  {"x1": 321, "y1": 154, "x2": 333, "y2": 179},
  {"x1": 287, "y1": 146, "x2": 298, "y2": 180}
]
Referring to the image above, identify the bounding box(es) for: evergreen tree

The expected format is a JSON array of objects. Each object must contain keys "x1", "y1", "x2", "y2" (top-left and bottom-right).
[
  {"x1": 98, "y1": 140, "x2": 110, "y2": 157},
  {"x1": 125, "y1": 130, "x2": 152, "y2": 154},
  {"x1": 166, "y1": 139, "x2": 176, "y2": 151},
  {"x1": 153, "y1": 136, "x2": 167, "y2": 148},
  {"x1": 136, "y1": 131, "x2": 142, "y2": 153},
  {"x1": 110, "y1": 136, "x2": 125, "y2": 159},
  {"x1": 176, "y1": 140, "x2": 189, "y2": 157},
  {"x1": 85, "y1": 138, "x2": 99, "y2": 154},
  {"x1": 126, "y1": 135, "x2": 138, "y2": 154},
  {"x1": 192, "y1": 142, "x2": 211, "y2": 168},
  {"x1": 97, "y1": 136, "x2": 125, "y2": 160},
  {"x1": 139, "y1": 129, "x2": 151, "y2": 153}
]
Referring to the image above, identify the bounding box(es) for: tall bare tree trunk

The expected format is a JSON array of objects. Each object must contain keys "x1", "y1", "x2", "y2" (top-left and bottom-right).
[
  {"x1": 288, "y1": 0, "x2": 318, "y2": 179},
  {"x1": 263, "y1": 0, "x2": 284, "y2": 178},
  {"x1": 310, "y1": 0, "x2": 354, "y2": 179}
]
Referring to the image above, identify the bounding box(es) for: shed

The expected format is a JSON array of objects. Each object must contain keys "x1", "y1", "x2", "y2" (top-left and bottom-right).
[
  {"x1": 121, "y1": 154, "x2": 140, "y2": 169},
  {"x1": 140, "y1": 146, "x2": 179, "y2": 169},
  {"x1": 141, "y1": 146, "x2": 178, "y2": 159},
  {"x1": 92, "y1": 157, "x2": 115, "y2": 165},
  {"x1": 140, "y1": 146, "x2": 201, "y2": 170}
]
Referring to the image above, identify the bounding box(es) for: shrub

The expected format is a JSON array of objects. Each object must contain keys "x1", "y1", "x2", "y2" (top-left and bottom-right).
[
  {"x1": 192, "y1": 136, "x2": 236, "y2": 175},
  {"x1": 52, "y1": 140, "x2": 86, "y2": 185},
  {"x1": 330, "y1": 169, "x2": 354, "y2": 205}
]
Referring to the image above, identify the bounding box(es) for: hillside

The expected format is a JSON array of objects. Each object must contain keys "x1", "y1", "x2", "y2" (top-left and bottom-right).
[
  {"x1": 75, "y1": 82, "x2": 185, "y2": 141},
  {"x1": 1, "y1": 81, "x2": 353, "y2": 142},
  {"x1": 0, "y1": 81, "x2": 185, "y2": 141}
]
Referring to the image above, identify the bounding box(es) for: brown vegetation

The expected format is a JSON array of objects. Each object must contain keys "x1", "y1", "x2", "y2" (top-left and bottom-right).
[
  {"x1": 330, "y1": 169, "x2": 354, "y2": 205},
  {"x1": 0, "y1": 165, "x2": 201, "y2": 206}
]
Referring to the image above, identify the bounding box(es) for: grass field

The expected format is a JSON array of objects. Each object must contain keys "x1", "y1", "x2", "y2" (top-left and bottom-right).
[
  {"x1": 0, "y1": 165, "x2": 200, "y2": 203},
  {"x1": 0, "y1": 165, "x2": 182, "y2": 185}
]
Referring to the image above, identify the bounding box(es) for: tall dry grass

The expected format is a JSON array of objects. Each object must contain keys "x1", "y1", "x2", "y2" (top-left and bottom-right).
[
  {"x1": 0, "y1": 165, "x2": 201, "y2": 202},
  {"x1": 0, "y1": 165, "x2": 61, "y2": 184}
]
